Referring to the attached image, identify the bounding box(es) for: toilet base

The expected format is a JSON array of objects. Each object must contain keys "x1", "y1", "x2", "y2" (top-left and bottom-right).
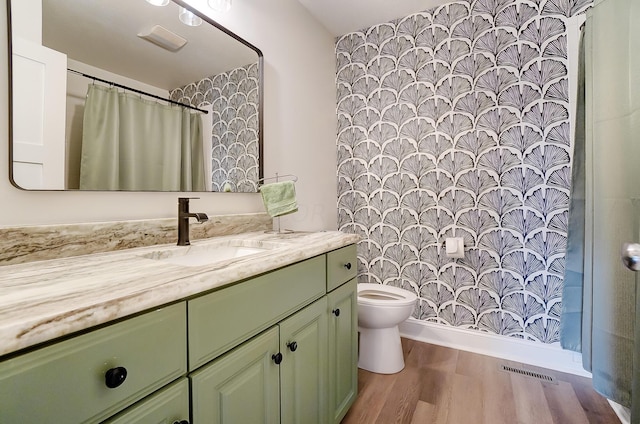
[{"x1": 358, "y1": 325, "x2": 405, "y2": 374}]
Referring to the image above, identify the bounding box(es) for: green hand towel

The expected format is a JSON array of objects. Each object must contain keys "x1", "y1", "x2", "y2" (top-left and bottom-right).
[{"x1": 259, "y1": 181, "x2": 298, "y2": 217}]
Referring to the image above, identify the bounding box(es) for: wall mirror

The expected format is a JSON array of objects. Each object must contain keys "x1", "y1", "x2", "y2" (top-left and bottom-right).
[{"x1": 8, "y1": 0, "x2": 263, "y2": 192}]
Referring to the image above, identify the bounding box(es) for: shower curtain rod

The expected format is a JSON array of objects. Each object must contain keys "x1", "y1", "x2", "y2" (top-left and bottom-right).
[{"x1": 67, "y1": 69, "x2": 208, "y2": 114}]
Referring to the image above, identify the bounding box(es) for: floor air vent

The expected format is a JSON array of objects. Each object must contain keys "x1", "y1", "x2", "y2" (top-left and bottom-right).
[{"x1": 500, "y1": 365, "x2": 557, "y2": 384}]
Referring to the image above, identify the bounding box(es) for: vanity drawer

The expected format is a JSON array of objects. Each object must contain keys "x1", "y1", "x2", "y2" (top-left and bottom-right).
[
  {"x1": 188, "y1": 255, "x2": 326, "y2": 370},
  {"x1": 104, "y1": 378, "x2": 190, "y2": 424},
  {"x1": 0, "y1": 303, "x2": 187, "y2": 424},
  {"x1": 327, "y1": 244, "x2": 357, "y2": 292}
]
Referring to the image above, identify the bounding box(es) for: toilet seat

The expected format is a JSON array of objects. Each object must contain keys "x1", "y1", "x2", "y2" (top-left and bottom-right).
[{"x1": 357, "y1": 283, "x2": 417, "y2": 307}]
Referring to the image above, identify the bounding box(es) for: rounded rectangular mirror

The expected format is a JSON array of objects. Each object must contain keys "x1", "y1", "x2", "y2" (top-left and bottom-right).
[{"x1": 8, "y1": 0, "x2": 263, "y2": 192}]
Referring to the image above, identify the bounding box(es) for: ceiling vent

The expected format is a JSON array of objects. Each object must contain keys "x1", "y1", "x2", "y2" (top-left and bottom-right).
[{"x1": 138, "y1": 25, "x2": 187, "y2": 52}]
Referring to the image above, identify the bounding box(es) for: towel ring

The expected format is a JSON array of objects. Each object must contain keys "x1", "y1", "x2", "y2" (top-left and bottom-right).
[{"x1": 258, "y1": 173, "x2": 298, "y2": 186}]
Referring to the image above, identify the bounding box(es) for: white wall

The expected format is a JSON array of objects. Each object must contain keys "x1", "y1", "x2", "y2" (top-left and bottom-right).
[
  {"x1": 0, "y1": 0, "x2": 338, "y2": 229},
  {"x1": 192, "y1": 0, "x2": 339, "y2": 231}
]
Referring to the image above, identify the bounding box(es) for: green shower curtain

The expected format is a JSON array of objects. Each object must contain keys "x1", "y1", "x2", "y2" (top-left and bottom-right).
[
  {"x1": 79, "y1": 84, "x2": 205, "y2": 191},
  {"x1": 562, "y1": 0, "x2": 640, "y2": 408},
  {"x1": 561, "y1": 27, "x2": 586, "y2": 354}
]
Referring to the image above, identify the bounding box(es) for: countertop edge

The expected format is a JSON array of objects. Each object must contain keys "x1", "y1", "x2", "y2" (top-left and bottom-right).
[{"x1": 0, "y1": 231, "x2": 359, "y2": 358}]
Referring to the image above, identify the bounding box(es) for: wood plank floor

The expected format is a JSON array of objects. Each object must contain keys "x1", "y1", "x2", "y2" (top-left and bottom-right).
[{"x1": 341, "y1": 338, "x2": 621, "y2": 424}]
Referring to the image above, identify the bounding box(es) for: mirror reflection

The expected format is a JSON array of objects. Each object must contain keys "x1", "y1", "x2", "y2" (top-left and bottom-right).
[{"x1": 9, "y1": 0, "x2": 262, "y2": 192}]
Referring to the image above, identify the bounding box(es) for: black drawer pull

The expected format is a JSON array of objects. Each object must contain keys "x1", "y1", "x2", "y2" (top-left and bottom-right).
[
  {"x1": 105, "y1": 366, "x2": 127, "y2": 389},
  {"x1": 332, "y1": 308, "x2": 340, "y2": 317},
  {"x1": 344, "y1": 262, "x2": 352, "y2": 270},
  {"x1": 287, "y1": 341, "x2": 298, "y2": 352},
  {"x1": 173, "y1": 421, "x2": 189, "y2": 424},
  {"x1": 272, "y1": 352, "x2": 283, "y2": 365}
]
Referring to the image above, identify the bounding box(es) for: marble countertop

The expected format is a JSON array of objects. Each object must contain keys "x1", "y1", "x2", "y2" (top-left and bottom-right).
[{"x1": 0, "y1": 231, "x2": 359, "y2": 357}]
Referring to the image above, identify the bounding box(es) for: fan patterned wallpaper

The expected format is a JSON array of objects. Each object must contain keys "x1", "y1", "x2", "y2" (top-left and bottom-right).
[
  {"x1": 336, "y1": 0, "x2": 591, "y2": 344},
  {"x1": 171, "y1": 63, "x2": 260, "y2": 192}
]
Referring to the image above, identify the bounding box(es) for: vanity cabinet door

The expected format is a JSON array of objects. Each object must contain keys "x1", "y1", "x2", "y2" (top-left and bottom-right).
[
  {"x1": 327, "y1": 278, "x2": 358, "y2": 424},
  {"x1": 190, "y1": 326, "x2": 280, "y2": 424},
  {"x1": 279, "y1": 297, "x2": 328, "y2": 424}
]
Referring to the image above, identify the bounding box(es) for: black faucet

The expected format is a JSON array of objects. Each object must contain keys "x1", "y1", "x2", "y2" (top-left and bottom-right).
[{"x1": 177, "y1": 197, "x2": 209, "y2": 246}]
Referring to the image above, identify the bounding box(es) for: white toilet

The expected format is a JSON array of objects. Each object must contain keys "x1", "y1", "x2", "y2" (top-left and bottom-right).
[{"x1": 357, "y1": 283, "x2": 418, "y2": 374}]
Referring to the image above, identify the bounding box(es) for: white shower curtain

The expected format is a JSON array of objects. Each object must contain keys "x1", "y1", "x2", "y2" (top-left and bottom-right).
[{"x1": 79, "y1": 84, "x2": 205, "y2": 191}]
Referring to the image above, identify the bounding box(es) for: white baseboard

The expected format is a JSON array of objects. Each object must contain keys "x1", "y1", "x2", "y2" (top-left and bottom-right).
[
  {"x1": 399, "y1": 318, "x2": 591, "y2": 377},
  {"x1": 607, "y1": 400, "x2": 630, "y2": 424}
]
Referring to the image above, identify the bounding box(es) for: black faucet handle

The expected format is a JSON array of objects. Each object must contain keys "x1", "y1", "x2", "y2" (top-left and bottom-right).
[
  {"x1": 178, "y1": 197, "x2": 201, "y2": 210},
  {"x1": 177, "y1": 197, "x2": 207, "y2": 246}
]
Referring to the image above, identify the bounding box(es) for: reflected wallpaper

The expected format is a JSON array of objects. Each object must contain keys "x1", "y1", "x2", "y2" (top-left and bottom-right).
[{"x1": 171, "y1": 63, "x2": 260, "y2": 192}]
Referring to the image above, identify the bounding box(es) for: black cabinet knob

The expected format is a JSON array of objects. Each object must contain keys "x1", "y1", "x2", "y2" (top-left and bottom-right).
[
  {"x1": 344, "y1": 262, "x2": 352, "y2": 270},
  {"x1": 272, "y1": 352, "x2": 283, "y2": 365},
  {"x1": 332, "y1": 308, "x2": 340, "y2": 317},
  {"x1": 287, "y1": 341, "x2": 298, "y2": 352},
  {"x1": 105, "y1": 366, "x2": 127, "y2": 389},
  {"x1": 173, "y1": 421, "x2": 189, "y2": 424}
]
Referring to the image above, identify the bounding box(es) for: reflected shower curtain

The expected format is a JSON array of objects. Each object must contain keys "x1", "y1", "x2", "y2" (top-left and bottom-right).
[
  {"x1": 561, "y1": 0, "x2": 640, "y2": 408},
  {"x1": 79, "y1": 84, "x2": 205, "y2": 191}
]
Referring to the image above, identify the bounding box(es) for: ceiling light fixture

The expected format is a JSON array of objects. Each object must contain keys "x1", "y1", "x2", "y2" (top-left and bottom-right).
[
  {"x1": 208, "y1": 0, "x2": 232, "y2": 13},
  {"x1": 145, "y1": 0, "x2": 170, "y2": 6},
  {"x1": 178, "y1": 7, "x2": 202, "y2": 26}
]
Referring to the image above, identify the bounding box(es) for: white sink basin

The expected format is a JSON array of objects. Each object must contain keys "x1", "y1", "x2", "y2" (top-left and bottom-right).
[{"x1": 140, "y1": 240, "x2": 282, "y2": 267}]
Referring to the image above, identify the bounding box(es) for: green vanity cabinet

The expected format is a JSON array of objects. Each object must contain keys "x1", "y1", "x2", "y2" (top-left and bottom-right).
[
  {"x1": 191, "y1": 298, "x2": 330, "y2": 424},
  {"x1": 280, "y1": 297, "x2": 329, "y2": 424},
  {"x1": 327, "y1": 278, "x2": 358, "y2": 424},
  {"x1": 189, "y1": 245, "x2": 358, "y2": 424},
  {"x1": 188, "y1": 256, "x2": 326, "y2": 371},
  {"x1": 190, "y1": 326, "x2": 281, "y2": 424},
  {"x1": 326, "y1": 244, "x2": 357, "y2": 292},
  {"x1": 104, "y1": 378, "x2": 190, "y2": 424},
  {"x1": 0, "y1": 303, "x2": 187, "y2": 424},
  {"x1": 326, "y1": 244, "x2": 358, "y2": 424},
  {"x1": 0, "y1": 243, "x2": 358, "y2": 424}
]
